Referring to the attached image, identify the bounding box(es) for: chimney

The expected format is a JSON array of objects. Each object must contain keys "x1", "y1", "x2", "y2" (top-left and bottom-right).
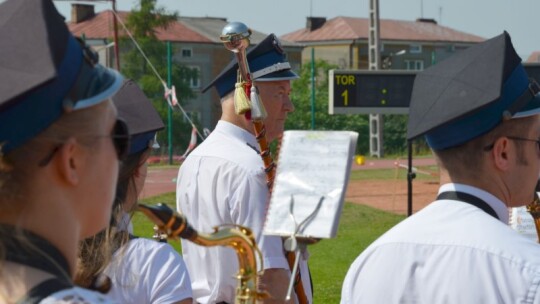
[
  {"x1": 71, "y1": 4, "x2": 95, "y2": 23},
  {"x1": 306, "y1": 17, "x2": 326, "y2": 31},
  {"x1": 416, "y1": 18, "x2": 437, "y2": 25}
]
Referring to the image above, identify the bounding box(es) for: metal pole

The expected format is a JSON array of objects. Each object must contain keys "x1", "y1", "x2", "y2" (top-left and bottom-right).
[
  {"x1": 368, "y1": 0, "x2": 384, "y2": 158},
  {"x1": 407, "y1": 140, "x2": 415, "y2": 216},
  {"x1": 111, "y1": 0, "x2": 121, "y2": 71},
  {"x1": 310, "y1": 48, "x2": 315, "y2": 130},
  {"x1": 167, "y1": 41, "x2": 173, "y2": 165}
]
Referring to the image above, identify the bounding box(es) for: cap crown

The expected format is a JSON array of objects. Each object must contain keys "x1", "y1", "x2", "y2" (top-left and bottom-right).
[
  {"x1": 112, "y1": 80, "x2": 164, "y2": 155},
  {"x1": 407, "y1": 32, "x2": 539, "y2": 150},
  {"x1": 203, "y1": 33, "x2": 298, "y2": 98}
]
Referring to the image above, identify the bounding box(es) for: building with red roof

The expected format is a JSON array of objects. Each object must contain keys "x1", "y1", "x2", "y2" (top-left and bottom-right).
[{"x1": 282, "y1": 16, "x2": 484, "y2": 70}]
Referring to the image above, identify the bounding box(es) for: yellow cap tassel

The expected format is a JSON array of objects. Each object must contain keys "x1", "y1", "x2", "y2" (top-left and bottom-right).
[{"x1": 234, "y1": 72, "x2": 251, "y2": 115}]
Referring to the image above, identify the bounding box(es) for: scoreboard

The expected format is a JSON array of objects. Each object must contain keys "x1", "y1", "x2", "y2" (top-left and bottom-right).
[
  {"x1": 329, "y1": 63, "x2": 540, "y2": 115},
  {"x1": 329, "y1": 70, "x2": 416, "y2": 114}
]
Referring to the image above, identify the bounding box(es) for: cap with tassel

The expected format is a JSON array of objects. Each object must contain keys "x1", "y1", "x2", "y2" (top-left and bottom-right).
[
  {"x1": 233, "y1": 72, "x2": 251, "y2": 115},
  {"x1": 250, "y1": 85, "x2": 267, "y2": 120}
]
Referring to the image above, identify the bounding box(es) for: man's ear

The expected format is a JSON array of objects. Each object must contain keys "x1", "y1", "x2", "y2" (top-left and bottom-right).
[
  {"x1": 54, "y1": 138, "x2": 82, "y2": 186},
  {"x1": 492, "y1": 137, "x2": 512, "y2": 171}
]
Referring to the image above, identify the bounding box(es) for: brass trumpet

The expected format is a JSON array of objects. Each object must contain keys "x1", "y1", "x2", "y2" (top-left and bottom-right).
[{"x1": 137, "y1": 203, "x2": 267, "y2": 303}]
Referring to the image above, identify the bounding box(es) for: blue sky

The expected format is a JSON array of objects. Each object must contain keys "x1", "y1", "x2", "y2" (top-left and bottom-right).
[{"x1": 55, "y1": 0, "x2": 539, "y2": 59}]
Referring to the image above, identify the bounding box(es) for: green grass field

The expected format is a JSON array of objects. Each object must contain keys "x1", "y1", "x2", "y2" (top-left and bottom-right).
[
  {"x1": 349, "y1": 165, "x2": 439, "y2": 181},
  {"x1": 133, "y1": 188, "x2": 405, "y2": 303}
]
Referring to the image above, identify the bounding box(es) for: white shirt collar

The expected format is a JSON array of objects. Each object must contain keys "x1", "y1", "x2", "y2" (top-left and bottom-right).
[
  {"x1": 215, "y1": 120, "x2": 258, "y2": 149},
  {"x1": 439, "y1": 183, "x2": 509, "y2": 224}
]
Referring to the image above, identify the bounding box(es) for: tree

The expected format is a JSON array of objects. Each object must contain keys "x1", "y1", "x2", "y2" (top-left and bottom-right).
[
  {"x1": 286, "y1": 59, "x2": 370, "y2": 154},
  {"x1": 119, "y1": 0, "x2": 198, "y2": 154},
  {"x1": 383, "y1": 114, "x2": 408, "y2": 156}
]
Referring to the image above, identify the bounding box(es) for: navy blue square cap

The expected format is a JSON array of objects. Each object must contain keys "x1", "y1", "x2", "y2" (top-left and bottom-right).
[
  {"x1": 202, "y1": 33, "x2": 299, "y2": 98},
  {"x1": 112, "y1": 80, "x2": 164, "y2": 155},
  {"x1": 407, "y1": 31, "x2": 540, "y2": 150},
  {"x1": 0, "y1": 0, "x2": 123, "y2": 154}
]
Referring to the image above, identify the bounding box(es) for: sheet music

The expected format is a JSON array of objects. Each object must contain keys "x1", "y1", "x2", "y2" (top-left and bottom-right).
[{"x1": 263, "y1": 130, "x2": 358, "y2": 239}]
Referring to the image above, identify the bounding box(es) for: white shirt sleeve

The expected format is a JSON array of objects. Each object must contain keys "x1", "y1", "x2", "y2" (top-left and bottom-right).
[
  {"x1": 41, "y1": 286, "x2": 118, "y2": 303},
  {"x1": 147, "y1": 241, "x2": 193, "y2": 304},
  {"x1": 228, "y1": 168, "x2": 289, "y2": 270},
  {"x1": 104, "y1": 238, "x2": 192, "y2": 304}
]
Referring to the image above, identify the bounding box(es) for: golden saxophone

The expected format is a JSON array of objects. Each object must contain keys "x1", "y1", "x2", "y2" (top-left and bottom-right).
[{"x1": 137, "y1": 203, "x2": 267, "y2": 303}]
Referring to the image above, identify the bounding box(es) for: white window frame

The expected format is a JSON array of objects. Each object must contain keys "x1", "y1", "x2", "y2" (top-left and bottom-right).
[
  {"x1": 188, "y1": 65, "x2": 200, "y2": 89},
  {"x1": 409, "y1": 44, "x2": 422, "y2": 54},
  {"x1": 405, "y1": 60, "x2": 424, "y2": 71}
]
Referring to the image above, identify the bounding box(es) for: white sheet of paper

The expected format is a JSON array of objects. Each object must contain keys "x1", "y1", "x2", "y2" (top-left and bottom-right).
[
  {"x1": 509, "y1": 206, "x2": 538, "y2": 243},
  {"x1": 263, "y1": 130, "x2": 358, "y2": 239}
]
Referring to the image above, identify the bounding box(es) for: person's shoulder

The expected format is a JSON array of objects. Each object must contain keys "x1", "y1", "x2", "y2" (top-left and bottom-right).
[
  {"x1": 183, "y1": 139, "x2": 264, "y2": 177},
  {"x1": 127, "y1": 238, "x2": 183, "y2": 259},
  {"x1": 40, "y1": 286, "x2": 117, "y2": 303},
  {"x1": 129, "y1": 237, "x2": 171, "y2": 251}
]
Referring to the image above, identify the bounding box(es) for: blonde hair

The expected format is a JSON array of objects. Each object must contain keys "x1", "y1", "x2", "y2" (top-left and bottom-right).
[{"x1": 0, "y1": 102, "x2": 109, "y2": 204}]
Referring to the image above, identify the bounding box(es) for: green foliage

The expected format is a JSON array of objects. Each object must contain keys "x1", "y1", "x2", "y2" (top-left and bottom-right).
[
  {"x1": 348, "y1": 167, "x2": 439, "y2": 181},
  {"x1": 383, "y1": 114, "x2": 408, "y2": 155},
  {"x1": 133, "y1": 192, "x2": 182, "y2": 252},
  {"x1": 286, "y1": 59, "x2": 434, "y2": 156},
  {"x1": 119, "y1": 0, "x2": 199, "y2": 152},
  {"x1": 286, "y1": 60, "x2": 369, "y2": 154},
  {"x1": 125, "y1": 0, "x2": 177, "y2": 38},
  {"x1": 309, "y1": 203, "x2": 404, "y2": 303}
]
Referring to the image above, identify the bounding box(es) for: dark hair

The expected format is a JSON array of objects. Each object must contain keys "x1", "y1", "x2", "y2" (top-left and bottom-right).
[{"x1": 435, "y1": 115, "x2": 537, "y2": 178}]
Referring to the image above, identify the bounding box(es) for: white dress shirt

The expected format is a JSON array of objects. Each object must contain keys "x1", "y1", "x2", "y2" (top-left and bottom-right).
[
  {"x1": 177, "y1": 121, "x2": 312, "y2": 303},
  {"x1": 341, "y1": 183, "x2": 540, "y2": 304}
]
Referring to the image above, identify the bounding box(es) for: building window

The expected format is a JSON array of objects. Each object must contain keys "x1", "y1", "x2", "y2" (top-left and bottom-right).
[
  {"x1": 181, "y1": 48, "x2": 192, "y2": 58},
  {"x1": 409, "y1": 44, "x2": 422, "y2": 54},
  {"x1": 188, "y1": 66, "x2": 200, "y2": 89},
  {"x1": 405, "y1": 60, "x2": 424, "y2": 70},
  {"x1": 183, "y1": 111, "x2": 200, "y2": 123}
]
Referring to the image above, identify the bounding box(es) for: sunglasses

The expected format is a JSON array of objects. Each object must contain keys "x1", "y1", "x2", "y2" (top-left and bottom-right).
[
  {"x1": 38, "y1": 119, "x2": 130, "y2": 167},
  {"x1": 483, "y1": 136, "x2": 540, "y2": 151},
  {"x1": 111, "y1": 119, "x2": 130, "y2": 159}
]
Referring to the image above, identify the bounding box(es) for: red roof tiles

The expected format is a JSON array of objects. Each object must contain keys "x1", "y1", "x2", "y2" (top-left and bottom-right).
[
  {"x1": 282, "y1": 16, "x2": 484, "y2": 43},
  {"x1": 527, "y1": 51, "x2": 540, "y2": 63},
  {"x1": 68, "y1": 10, "x2": 212, "y2": 43}
]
